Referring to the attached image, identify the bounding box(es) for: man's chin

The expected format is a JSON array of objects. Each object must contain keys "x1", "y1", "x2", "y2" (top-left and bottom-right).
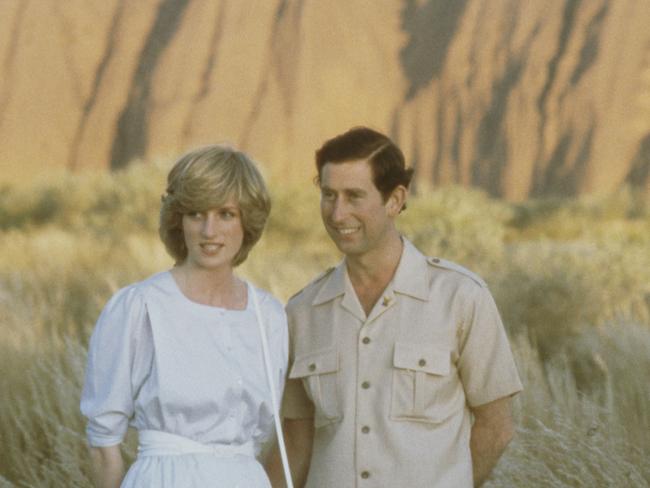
[{"x1": 327, "y1": 231, "x2": 365, "y2": 255}]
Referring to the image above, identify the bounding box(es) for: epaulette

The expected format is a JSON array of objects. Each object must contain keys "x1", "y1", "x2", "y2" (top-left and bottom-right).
[
  {"x1": 288, "y1": 266, "x2": 336, "y2": 302},
  {"x1": 426, "y1": 257, "x2": 487, "y2": 288}
]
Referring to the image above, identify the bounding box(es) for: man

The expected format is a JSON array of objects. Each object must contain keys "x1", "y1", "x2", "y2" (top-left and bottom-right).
[{"x1": 268, "y1": 127, "x2": 522, "y2": 487}]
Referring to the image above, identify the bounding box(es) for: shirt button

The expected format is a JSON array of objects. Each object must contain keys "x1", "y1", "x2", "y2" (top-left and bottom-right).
[
  {"x1": 361, "y1": 381, "x2": 370, "y2": 389},
  {"x1": 418, "y1": 358, "x2": 427, "y2": 367},
  {"x1": 362, "y1": 337, "x2": 370, "y2": 345},
  {"x1": 361, "y1": 425, "x2": 370, "y2": 434},
  {"x1": 361, "y1": 471, "x2": 370, "y2": 479},
  {"x1": 308, "y1": 363, "x2": 316, "y2": 372}
]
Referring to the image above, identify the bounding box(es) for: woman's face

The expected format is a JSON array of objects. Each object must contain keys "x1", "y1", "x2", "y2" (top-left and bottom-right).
[{"x1": 181, "y1": 196, "x2": 244, "y2": 272}]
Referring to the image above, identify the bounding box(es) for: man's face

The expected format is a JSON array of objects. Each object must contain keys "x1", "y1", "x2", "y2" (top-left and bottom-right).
[{"x1": 319, "y1": 159, "x2": 394, "y2": 258}]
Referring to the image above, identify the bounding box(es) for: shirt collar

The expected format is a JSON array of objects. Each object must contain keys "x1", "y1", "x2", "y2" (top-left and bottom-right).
[
  {"x1": 312, "y1": 260, "x2": 347, "y2": 305},
  {"x1": 390, "y1": 237, "x2": 430, "y2": 301},
  {"x1": 311, "y1": 237, "x2": 429, "y2": 306}
]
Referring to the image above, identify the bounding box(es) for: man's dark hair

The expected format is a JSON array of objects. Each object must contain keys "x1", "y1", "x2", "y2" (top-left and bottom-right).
[{"x1": 315, "y1": 127, "x2": 414, "y2": 203}]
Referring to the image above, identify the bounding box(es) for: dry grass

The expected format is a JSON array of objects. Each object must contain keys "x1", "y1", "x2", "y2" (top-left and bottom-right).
[{"x1": 1, "y1": 164, "x2": 649, "y2": 486}]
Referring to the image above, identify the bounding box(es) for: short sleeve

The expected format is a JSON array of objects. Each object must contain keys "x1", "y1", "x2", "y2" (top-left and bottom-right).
[
  {"x1": 280, "y1": 310, "x2": 315, "y2": 419},
  {"x1": 80, "y1": 285, "x2": 149, "y2": 447},
  {"x1": 457, "y1": 284, "x2": 523, "y2": 407}
]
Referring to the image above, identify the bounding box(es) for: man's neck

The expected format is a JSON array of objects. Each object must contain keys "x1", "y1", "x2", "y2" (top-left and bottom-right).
[{"x1": 346, "y1": 232, "x2": 403, "y2": 315}]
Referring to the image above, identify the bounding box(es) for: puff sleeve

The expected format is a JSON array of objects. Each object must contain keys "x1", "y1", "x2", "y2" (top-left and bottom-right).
[
  {"x1": 252, "y1": 289, "x2": 290, "y2": 449},
  {"x1": 260, "y1": 291, "x2": 289, "y2": 409},
  {"x1": 80, "y1": 285, "x2": 150, "y2": 447}
]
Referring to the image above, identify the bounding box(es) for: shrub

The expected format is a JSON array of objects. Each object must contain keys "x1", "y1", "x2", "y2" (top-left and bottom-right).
[
  {"x1": 492, "y1": 241, "x2": 650, "y2": 359},
  {"x1": 398, "y1": 186, "x2": 511, "y2": 273},
  {"x1": 1, "y1": 165, "x2": 649, "y2": 486}
]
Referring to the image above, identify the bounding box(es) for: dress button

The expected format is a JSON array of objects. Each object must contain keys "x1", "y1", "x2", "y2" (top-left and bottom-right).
[
  {"x1": 362, "y1": 337, "x2": 370, "y2": 345},
  {"x1": 308, "y1": 363, "x2": 316, "y2": 372},
  {"x1": 361, "y1": 425, "x2": 370, "y2": 434},
  {"x1": 418, "y1": 358, "x2": 427, "y2": 367},
  {"x1": 361, "y1": 471, "x2": 370, "y2": 479},
  {"x1": 361, "y1": 381, "x2": 370, "y2": 389}
]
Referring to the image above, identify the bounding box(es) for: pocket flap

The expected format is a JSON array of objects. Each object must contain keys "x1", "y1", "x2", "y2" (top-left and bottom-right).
[
  {"x1": 393, "y1": 342, "x2": 450, "y2": 376},
  {"x1": 289, "y1": 348, "x2": 339, "y2": 379}
]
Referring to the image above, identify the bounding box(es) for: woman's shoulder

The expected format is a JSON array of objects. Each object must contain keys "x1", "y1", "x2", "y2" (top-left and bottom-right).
[
  {"x1": 135, "y1": 270, "x2": 175, "y2": 295},
  {"x1": 103, "y1": 271, "x2": 172, "y2": 313},
  {"x1": 91, "y1": 275, "x2": 163, "y2": 342},
  {"x1": 249, "y1": 283, "x2": 285, "y2": 318},
  {"x1": 249, "y1": 283, "x2": 280, "y2": 304}
]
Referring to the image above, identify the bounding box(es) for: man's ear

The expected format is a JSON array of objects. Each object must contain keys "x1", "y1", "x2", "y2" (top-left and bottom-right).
[{"x1": 386, "y1": 185, "x2": 407, "y2": 216}]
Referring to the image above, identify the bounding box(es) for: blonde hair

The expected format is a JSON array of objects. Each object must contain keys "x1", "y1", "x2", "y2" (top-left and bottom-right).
[{"x1": 159, "y1": 145, "x2": 271, "y2": 266}]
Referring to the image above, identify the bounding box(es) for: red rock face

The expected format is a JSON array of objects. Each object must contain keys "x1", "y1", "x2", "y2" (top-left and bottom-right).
[{"x1": 1, "y1": 0, "x2": 649, "y2": 198}]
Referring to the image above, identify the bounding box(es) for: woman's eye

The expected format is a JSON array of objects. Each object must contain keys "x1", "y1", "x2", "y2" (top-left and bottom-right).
[
  {"x1": 186, "y1": 211, "x2": 203, "y2": 219},
  {"x1": 220, "y1": 209, "x2": 237, "y2": 219}
]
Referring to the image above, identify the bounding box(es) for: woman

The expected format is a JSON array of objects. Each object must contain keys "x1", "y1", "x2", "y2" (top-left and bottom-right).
[{"x1": 80, "y1": 145, "x2": 288, "y2": 487}]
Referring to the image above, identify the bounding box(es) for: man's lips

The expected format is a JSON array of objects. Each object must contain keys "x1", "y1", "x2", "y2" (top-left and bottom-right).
[{"x1": 330, "y1": 226, "x2": 360, "y2": 236}]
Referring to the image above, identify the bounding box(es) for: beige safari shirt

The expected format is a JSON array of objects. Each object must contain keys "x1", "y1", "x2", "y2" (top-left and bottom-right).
[{"x1": 282, "y1": 238, "x2": 522, "y2": 488}]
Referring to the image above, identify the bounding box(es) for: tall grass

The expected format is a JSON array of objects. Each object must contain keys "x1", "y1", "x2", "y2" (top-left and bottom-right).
[{"x1": 1, "y1": 163, "x2": 649, "y2": 486}]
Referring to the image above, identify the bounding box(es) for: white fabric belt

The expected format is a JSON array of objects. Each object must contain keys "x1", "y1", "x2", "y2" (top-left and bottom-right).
[{"x1": 137, "y1": 430, "x2": 255, "y2": 458}]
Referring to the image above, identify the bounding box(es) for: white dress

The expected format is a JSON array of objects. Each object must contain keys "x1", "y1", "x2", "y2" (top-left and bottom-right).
[{"x1": 80, "y1": 271, "x2": 288, "y2": 488}]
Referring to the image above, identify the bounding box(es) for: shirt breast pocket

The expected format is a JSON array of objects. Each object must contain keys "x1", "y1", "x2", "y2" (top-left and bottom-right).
[
  {"x1": 289, "y1": 348, "x2": 342, "y2": 428},
  {"x1": 390, "y1": 342, "x2": 464, "y2": 423}
]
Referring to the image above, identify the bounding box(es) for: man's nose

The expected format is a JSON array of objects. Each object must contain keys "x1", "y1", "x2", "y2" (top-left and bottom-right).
[{"x1": 330, "y1": 198, "x2": 348, "y2": 222}]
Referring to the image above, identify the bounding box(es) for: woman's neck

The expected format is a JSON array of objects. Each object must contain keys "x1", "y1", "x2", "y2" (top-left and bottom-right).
[{"x1": 171, "y1": 263, "x2": 247, "y2": 309}]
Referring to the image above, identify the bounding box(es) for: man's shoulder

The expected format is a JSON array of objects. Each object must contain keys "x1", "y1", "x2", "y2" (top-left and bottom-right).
[
  {"x1": 425, "y1": 255, "x2": 487, "y2": 289},
  {"x1": 286, "y1": 266, "x2": 337, "y2": 310}
]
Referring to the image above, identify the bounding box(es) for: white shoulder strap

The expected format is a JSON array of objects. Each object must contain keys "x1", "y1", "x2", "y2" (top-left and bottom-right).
[{"x1": 249, "y1": 283, "x2": 294, "y2": 488}]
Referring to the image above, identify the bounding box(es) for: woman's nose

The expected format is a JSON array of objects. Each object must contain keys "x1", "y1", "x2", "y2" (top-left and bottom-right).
[{"x1": 200, "y1": 213, "x2": 219, "y2": 237}]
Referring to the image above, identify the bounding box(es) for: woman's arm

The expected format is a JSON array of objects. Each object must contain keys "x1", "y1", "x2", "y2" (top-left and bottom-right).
[
  {"x1": 89, "y1": 445, "x2": 125, "y2": 488},
  {"x1": 266, "y1": 418, "x2": 314, "y2": 487},
  {"x1": 81, "y1": 287, "x2": 148, "y2": 487}
]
